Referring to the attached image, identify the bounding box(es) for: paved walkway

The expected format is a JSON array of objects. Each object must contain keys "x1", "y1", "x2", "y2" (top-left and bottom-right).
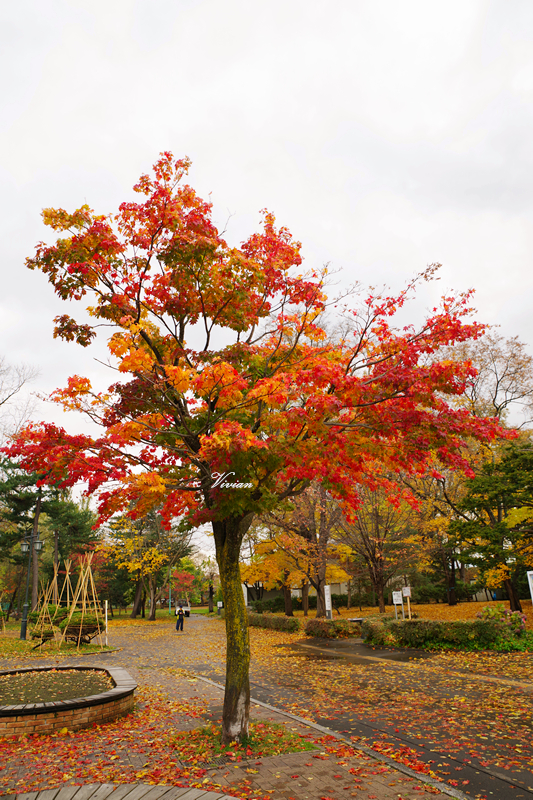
[{"x1": 0, "y1": 618, "x2": 466, "y2": 800}]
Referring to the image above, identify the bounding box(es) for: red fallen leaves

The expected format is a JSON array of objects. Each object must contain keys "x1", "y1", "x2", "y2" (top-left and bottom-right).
[{"x1": 369, "y1": 740, "x2": 434, "y2": 776}]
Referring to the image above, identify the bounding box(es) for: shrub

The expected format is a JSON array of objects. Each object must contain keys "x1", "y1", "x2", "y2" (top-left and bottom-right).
[
  {"x1": 361, "y1": 616, "x2": 528, "y2": 652},
  {"x1": 476, "y1": 603, "x2": 527, "y2": 635},
  {"x1": 331, "y1": 593, "x2": 348, "y2": 608},
  {"x1": 247, "y1": 611, "x2": 301, "y2": 632},
  {"x1": 304, "y1": 618, "x2": 361, "y2": 638},
  {"x1": 249, "y1": 597, "x2": 286, "y2": 614}
]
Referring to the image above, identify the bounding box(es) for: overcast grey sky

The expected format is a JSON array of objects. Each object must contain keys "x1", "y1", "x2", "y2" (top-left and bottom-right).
[{"x1": 2, "y1": 0, "x2": 533, "y2": 435}]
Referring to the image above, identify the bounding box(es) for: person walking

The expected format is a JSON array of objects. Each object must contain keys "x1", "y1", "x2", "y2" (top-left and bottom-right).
[{"x1": 175, "y1": 603, "x2": 185, "y2": 632}]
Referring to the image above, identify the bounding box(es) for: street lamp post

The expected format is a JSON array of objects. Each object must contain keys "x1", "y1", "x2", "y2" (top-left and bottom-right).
[{"x1": 20, "y1": 530, "x2": 44, "y2": 641}]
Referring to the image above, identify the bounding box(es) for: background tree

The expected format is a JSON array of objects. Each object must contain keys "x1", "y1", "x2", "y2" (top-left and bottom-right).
[
  {"x1": 5, "y1": 153, "x2": 506, "y2": 741},
  {"x1": 104, "y1": 510, "x2": 192, "y2": 621},
  {"x1": 450, "y1": 440, "x2": 533, "y2": 611},
  {"x1": 335, "y1": 483, "x2": 427, "y2": 613},
  {"x1": 0, "y1": 357, "x2": 37, "y2": 444},
  {"x1": 246, "y1": 484, "x2": 349, "y2": 617},
  {"x1": 400, "y1": 332, "x2": 533, "y2": 604}
]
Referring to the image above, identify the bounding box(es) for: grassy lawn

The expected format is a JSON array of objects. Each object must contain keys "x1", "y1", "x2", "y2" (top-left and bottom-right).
[
  {"x1": 271, "y1": 598, "x2": 533, "y2": 627},
  {"x1": 0, "y1": 619, "x2": 116, "y2": 659}
]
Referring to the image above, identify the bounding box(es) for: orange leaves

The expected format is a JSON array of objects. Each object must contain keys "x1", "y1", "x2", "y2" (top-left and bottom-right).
[
  {"x1": 165, "y1": 364, "x2": 193, "y2": 393},
  {"x1": 193, "y1": 361, "x2": 247, "y2": 408},
  {"x1": 199, "y1": 421, "x2": 265, "y2": 462},
  {"x1": 118, "y1": 348, "x2": 155, "y2": 373}
]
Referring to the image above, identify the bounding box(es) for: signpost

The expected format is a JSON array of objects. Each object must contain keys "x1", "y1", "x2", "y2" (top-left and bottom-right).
[
  {"x1": 392, "y1": 590, "x2": 404, "y2": 620},
  {"x1": 217, "y1": 601, "x2": 223, "y2": 615},
  {"x1": 402, "y1": 586, "x2": 412, "y2": 619},
  {"x1": 324, "y1": 585, "x2": 332, "y2": 620},
  {"x1": 527, "y1": 571, "x2": 533, "y2": 605}
]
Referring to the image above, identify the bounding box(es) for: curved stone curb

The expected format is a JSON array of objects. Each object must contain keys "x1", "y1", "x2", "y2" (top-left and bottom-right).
[
  {"x1": 0, "y1": 665, "x2": 136, "y2": 736},
  {"x1": 0, "y1": 784, "x2": 239, "y2": 800}
]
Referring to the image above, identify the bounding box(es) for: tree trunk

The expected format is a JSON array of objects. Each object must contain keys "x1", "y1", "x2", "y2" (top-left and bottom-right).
[
  {"x1": 447, "y1": 558, "x2": 457, "y2": 606},
  {"x1": 503, "y1": 578, "x2": 523, "y2": 612},
  {"x1": 130, "y1": 575, "x2": 143, "y2": 618},
  {"x1": 148, "y1": 579, "x2": 157, "y2": 621},
  {"x1": 282, "y1": 571, "x2": 293, "y2": 616},
  {"x1": 213, "y1": 516, "x2": 251, "y2": 744},
  {"x1": 208, "y1": 582, "x2": 214, "y2": 613},
  {"x1": 347, "y1": 578, "x2": 351, "y2": 610},
  {"x1": 302, "y1": 581, "x2": 309, "y2": 617},
  {"x1": 375, "y1": 581, "x2": 386, "y2": 614},
  {"x1": 6, "y1": 578, "x2": 21, "y2": 622},
  {"x1": 141, "y1": 590, "x2": 146, "y2": 618},
  {"x1": 315, "y1": 576, "x2": 326, "y2": 617}
]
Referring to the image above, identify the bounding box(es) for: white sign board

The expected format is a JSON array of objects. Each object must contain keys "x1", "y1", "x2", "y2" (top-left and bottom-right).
[
  {"x1": 324, "y1": 585, "x2": 332, "y2": 611},
  {"x1": 217, "y1": 601, "x2": 223, "y2": 608},
  {"x1": 527, "y1": 571, "x2": 533, "y2": 604},
  {"x1": 392, "y1": 590, "x2": 403, "y2": 605},
  {"x1": 402, "y1": 586, "x2": 411, "y2": 598}
]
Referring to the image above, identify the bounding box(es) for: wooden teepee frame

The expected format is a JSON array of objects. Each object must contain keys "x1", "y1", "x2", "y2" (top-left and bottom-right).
[{"x1": 58, "y1": 553, "x2": 105, "y2": 649}]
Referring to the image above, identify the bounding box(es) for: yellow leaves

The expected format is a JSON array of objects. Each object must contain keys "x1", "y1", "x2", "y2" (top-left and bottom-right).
[
  {"x1": 484, "y1": 564, "x2": 511, "y2": 589},
  {"x1": 506, "y1": 506, "x2": 533, "y2": 529}
]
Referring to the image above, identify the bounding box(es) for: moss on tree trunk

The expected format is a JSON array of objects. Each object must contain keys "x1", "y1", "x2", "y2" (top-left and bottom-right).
[{"x1": 213, "y1": 515, "x2": 252, "y2": 743}]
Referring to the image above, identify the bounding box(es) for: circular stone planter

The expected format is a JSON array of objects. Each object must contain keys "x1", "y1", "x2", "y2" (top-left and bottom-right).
[{"x1": 0, "y1": 665, "x2": 137, "y2": 737}]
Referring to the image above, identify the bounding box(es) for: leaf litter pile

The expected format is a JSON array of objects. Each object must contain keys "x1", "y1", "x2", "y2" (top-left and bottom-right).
[{"x1": 0, "y1": 669, "x2": 113, "y2": 704}]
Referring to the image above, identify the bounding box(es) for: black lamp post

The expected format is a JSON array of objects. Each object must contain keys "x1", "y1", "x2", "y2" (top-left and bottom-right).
[{"x1": 20, "y1": 530, "x2": 44, "y2": 641}]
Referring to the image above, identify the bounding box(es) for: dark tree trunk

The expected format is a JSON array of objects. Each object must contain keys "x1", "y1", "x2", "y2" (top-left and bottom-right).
[
  {"x1": 375, "y1": 580, "x2": 386, "y2": 614},
  {"x1": 141, "y1": 590, "x2": 146, "y2": 618},
  {"x1": 148, "y1": 580, "x2": 157, "y2": 621},
  {"x1": 130, "y1": 575, "x2": 143, "y2": 618},
  {"x1": 504, "y1": 578, "x2": 523, "y2": 612},
  {"x1": 213, "y1": 515, "x2": 252, "y2": 744},
  {"x1": 6, "y1": 578, "x2": 21, "y2": 622},
  {"x1": 447, "y1": 558, "x2": 457, "y2": 606},
  {"x1": 302, "y1": 581, "x2": 309, "y2": 617},
  {"x1": 208, "y1": 582, "x2": 214, "y2": 613},
  {"x1": 315, "y1": 576, "x2": 326, "y2": 617},
  {"x1": 282, "y1": 571, "x2": 293, "y2": 616},
  {"x1": 347, "y1": 578, "x2": 351, "y2": 610}
]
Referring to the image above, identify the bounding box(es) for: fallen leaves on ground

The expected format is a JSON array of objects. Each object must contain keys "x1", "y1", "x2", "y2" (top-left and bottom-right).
[{"x1": 171, "y1": 721, "x2": 315, "y2": 764}]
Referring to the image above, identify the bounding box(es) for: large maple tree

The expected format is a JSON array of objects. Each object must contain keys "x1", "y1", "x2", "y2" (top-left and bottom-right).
[{"x1": 5, "y1": 153, "x2": 506, "y2": 741}]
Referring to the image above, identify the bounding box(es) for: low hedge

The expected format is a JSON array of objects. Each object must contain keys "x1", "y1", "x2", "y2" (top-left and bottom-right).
[
  {"x1": 247, "y1": 611, "x2": 301, "y2": 632},
  {"x1": 362, "y1": 617, "x2": 532, "y2": 652},
  {"x1": 304, "y1": 618, "x2": 361, "y2": 638}
]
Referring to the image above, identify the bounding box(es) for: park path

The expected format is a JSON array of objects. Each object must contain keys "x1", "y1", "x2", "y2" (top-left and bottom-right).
[
  {"x1": 103, "y1": 614, "x2": 533, "y2": 800},
  {"x1": 0, "y1": 615, "x2": 458, "y2": 800},
  {"x1": 2, "y1": 613, "x2": 533, "y2": 800}
]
